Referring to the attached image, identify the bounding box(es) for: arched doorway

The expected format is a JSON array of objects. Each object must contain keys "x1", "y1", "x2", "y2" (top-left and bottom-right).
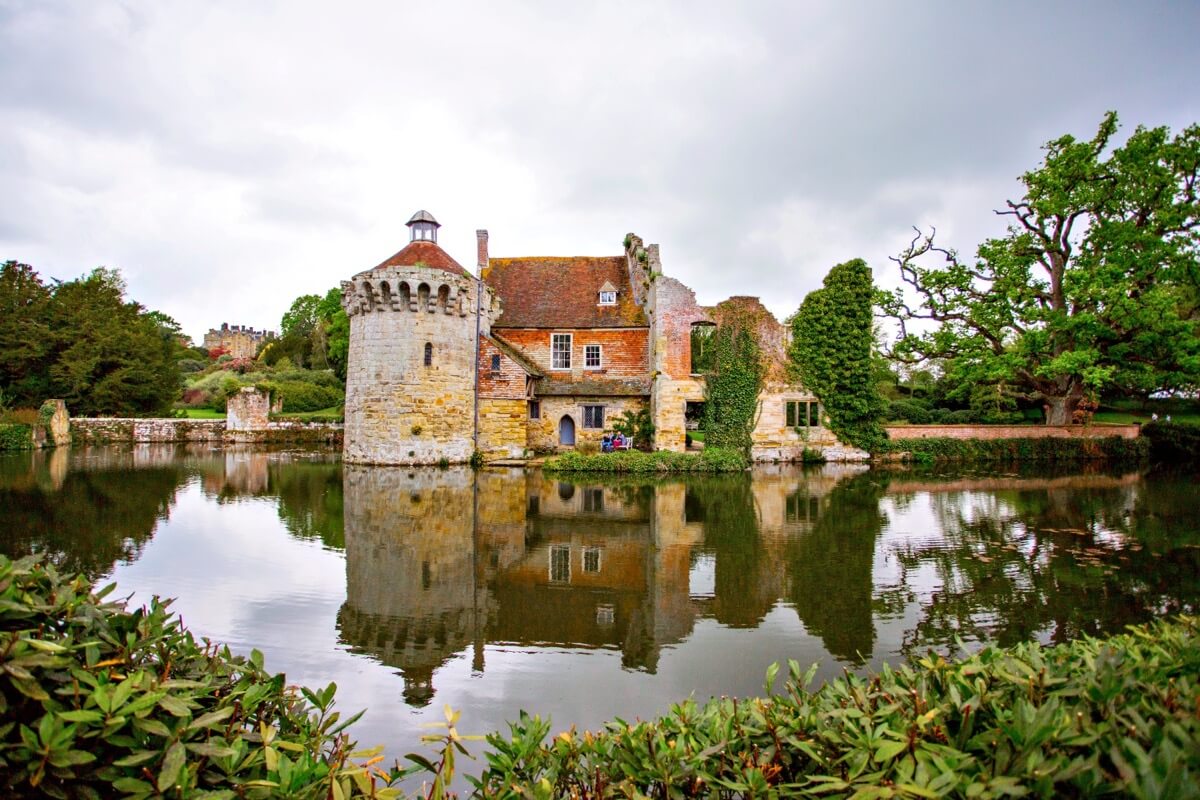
[{"x1": 558, "y1": 415, "x2": 576, "y2": 446}]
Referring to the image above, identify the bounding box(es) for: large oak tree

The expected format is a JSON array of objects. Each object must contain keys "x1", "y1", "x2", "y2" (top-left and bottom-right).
[{"x1": 882, "y1": 113, "x2": 1200, "y2": 424}]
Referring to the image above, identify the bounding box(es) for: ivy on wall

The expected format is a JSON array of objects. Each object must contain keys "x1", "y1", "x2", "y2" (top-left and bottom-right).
[
  {"x1": 703, "y1": 310, "x2": 764, "y2": 455},
  {"x1": 790, "y1": 259, "x2": 888, "y2": 452}
]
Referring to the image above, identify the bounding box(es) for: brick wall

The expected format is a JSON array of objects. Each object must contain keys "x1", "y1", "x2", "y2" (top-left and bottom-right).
[
  {"x1": 885, "y1": 423, "x2": 1142, "y2": 440},
  {"x1": 494, "y1": 328, "x2": 649, "y2": 379},
  {"x1": 478, "y1": 337, "x2": 529, "y2": 400}
]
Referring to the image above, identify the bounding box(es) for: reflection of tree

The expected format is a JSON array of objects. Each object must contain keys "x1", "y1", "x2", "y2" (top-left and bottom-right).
[
  {"x1": 0, "y1": 454, "x2": 186, "y2": 581},
  {"x1": 787, "y1": 472, "x2": 889, "y2": 664},
  {"x1": 688, "y1": 476, "x2": 772, "y2": 627},
  {"x1": 273, "y1": 461, "x2": 344, "y2": 550},
  {"x1": 892, "y1": 471, "x2": 1200, "y2": 653}
]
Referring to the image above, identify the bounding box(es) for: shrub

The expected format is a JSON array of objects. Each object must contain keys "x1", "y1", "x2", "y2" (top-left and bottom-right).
[
  {"x1": 176, "y1": 359, "x2": 206, "y2": 374},
  {"x1": 0, "y1": 556, "x2": 400, "y2": 798},
  {"x1": 470, "y1": 617, "x2": 1200, "y2": 798},
  {"x1": 882, "y1": 435, "x2": 1149, "y2": 463},
  {"x1": 886, "y1": 399, "x2": 933, "y2": 424},
  {"x1": 576, "y1": 440, "x2": 600, "y2": 455},
  {"x1": 0, "y1": 422, "x2": 32, "y2": 451},
  {"x1": 611, "y1": 408, "x2": 655, "y2": 450},
  {"x1": 545, "y1": 448, "x2": 748, "y2": 473},
  {"x1": 1142, "y1": 421, "x2": 1200, "y2": 463},
  {"x1": 942, "y1": 408, "x2": 977, "y2": 424}
]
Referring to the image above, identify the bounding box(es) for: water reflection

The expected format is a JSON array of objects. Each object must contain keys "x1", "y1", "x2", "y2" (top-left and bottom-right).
[{"x1": 1, "y1": 449, "x2": 1198, "y2": 728}]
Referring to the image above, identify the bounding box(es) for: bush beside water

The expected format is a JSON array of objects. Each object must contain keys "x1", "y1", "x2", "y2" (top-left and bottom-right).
[
  {"x1": 882, "y1": 435, "x2": 1149, "y2": 464},
  {"x1": 1, "y1": 554, "x2": 1198, "y2": 797},
  {"x1": 544, "y1": 448, "x2": 748, "y2": 473}
]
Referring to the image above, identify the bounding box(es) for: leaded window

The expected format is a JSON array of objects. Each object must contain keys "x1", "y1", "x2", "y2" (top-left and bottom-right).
[{"x1": 583, "y1": 405, "x2": 605, "y2": 429}]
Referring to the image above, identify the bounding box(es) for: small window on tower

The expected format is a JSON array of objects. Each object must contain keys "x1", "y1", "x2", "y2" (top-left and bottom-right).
[
  {"x1": 424, "y1": 342, "x2": 433, "y2": 367},
  {"x1": 599, "y1": 291, "x2": 617, "y2": 305}
]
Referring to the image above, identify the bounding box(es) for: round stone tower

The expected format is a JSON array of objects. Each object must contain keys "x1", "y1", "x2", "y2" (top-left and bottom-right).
[{"x1": 341, "y1": 211, "x2": 496, "y2": 465}]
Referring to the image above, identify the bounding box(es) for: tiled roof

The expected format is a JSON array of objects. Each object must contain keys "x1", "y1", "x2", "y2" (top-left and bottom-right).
[
  {"x1": 488, "y1": 334, "x2": 543, "y2": 377},
  {"x1": 484, "y1": 256, "x2": 647, "y2": 328},
  {"x1": 374, "y1": 240, "x2": 471, "y2": 278},
  {"x1": 535, "y1": 377, "x2": 651, "y2": 397}
]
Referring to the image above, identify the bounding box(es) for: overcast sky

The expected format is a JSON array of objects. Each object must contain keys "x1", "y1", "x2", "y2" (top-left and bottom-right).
[{"x1": 2, "y1": 1, "x2": 1197, "y2": 342}]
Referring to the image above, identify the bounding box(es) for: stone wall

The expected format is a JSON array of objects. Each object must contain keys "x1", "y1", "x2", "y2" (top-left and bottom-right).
[
  {"x1": 70, "y1": 418, "x2": 342, "y2": 445},
  {"x1": 528, "y1": 396, "x2": 648, "y2": 452},
  {"x1": 885, "y1": 423, "x2": 1141, "y2": 440},
  {"x1": 341, "y1": 265, "x2": 493, "y2": 465},
  {"x1": 226, "y1": 387, "x2": 271, "y2": 431},
  {"x1": 478, "y1": 398, "x2": 527, "y2": 460}
]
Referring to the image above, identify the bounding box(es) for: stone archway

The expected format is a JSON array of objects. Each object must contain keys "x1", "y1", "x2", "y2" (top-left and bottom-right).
[{"x1": 558, "y1": 415, "x2": 576, "y2": 446}]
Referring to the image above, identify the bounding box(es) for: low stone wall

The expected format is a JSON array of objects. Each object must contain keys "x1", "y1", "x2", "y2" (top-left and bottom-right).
[
  {"x1": 71, "y1": 418, "x2": 342, "y2": 446},
  {"x1": 885, "y1": 423, "x2": 1141, "y2": 440}
]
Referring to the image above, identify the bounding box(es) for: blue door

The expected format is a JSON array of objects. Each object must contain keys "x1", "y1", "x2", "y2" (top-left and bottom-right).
[{"x1": 558, "y1": 415, "x2": 576, "y2": 446}]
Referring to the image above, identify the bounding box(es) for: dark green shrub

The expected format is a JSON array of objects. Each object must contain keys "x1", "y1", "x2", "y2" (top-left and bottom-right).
[
  {"x1": 883, "y1": 435, "x2": 1149, "y2": 462},
  {"x1": 0, "y1": 422, "x2": 33, "y2": 451},
  {"x1": 886, "y1": 400, "x2": 933, "y2": 424},
  {"x1": 942, "y1": 409, "x2": 977, "y2": 424},
  {"x1": 470, "y1": 617, "x2": 1200, "y2": 798},
  {"x1": 1142, "y1": 421, "x2": 1200, "y2": 463},
  {"x1": 545, "y1": 448, "x2": 748, "y2": 473},
  {"x1": 0, "y1": 556, "x2": 400, "y2": 799},
  {"x1": 176, "y1": 359, "x2": 206, "y2": 374},
  {"x1": 611, "y1": 408, "x2": 655, "y2": 450}
]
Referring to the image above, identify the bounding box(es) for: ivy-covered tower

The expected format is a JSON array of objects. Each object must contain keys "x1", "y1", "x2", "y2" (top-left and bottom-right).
[{"x1": 341, "y1": 211, "x2": 496, "y2": 464}]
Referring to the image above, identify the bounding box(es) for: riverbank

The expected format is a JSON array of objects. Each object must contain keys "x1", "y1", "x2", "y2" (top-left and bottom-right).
[
  {"x1": 3, "y1": 552, "x2": 1196, "y2": 797},
  {"x1": 543, "y1": 447, "x2": 748, "y2": 472}
]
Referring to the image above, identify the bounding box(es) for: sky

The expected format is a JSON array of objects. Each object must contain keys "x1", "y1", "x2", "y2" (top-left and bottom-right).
[{"x1": 1, "y1": 1, "x2": 1198, "y2": 343}]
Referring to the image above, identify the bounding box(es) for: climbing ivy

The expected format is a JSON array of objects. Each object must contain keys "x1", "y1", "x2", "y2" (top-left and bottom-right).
[
  {"x1": 703, "y1": 316, "x2": 763, "y2": 455},
  {"x1": 790, "y1": 259, "x2": 888, "y2": 452}
]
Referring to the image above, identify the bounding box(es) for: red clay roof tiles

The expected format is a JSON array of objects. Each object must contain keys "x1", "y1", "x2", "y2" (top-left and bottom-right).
[
  {"x1": 484, "y1": 256, "x2": 647, "y2": 329},
  {"x1": 374, "y1": 240, "x2": 471, "y2": 278}
]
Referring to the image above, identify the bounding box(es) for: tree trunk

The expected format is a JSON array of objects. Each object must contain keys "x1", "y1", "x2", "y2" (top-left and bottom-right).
[{"x1": 1044, "y1": 395, "x2": 1078, "y2": 425}]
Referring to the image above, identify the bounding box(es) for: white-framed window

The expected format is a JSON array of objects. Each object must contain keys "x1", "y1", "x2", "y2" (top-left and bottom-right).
[
  {"x1": 599, "y1": 290, "x2": 617, "y2": 305},
  {"x1": 584, "y1": 344, "x2": 602, "y2": 369},
  {"x1": 551, "y1": 333, "x2": 572, "y2": 370},
  {"x1": 583, "y1": 405, "x2": 605, "y2": 429},
  {"x1": 583, "y1": 546, "x2": 602, "y2": 573},
  {"x1": 549, "y1": 545, "x2": 571, "y2": 583}
]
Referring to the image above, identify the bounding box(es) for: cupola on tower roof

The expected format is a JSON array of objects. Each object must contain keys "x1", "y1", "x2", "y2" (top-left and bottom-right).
[{"x1": 408, "y1": 209, "x2": 440, "y2": 243}]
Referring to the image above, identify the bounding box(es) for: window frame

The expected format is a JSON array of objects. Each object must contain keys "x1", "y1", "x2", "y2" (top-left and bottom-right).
[
  {"x1": 529, "y1": 400, "x2": 541, "y2": 419},
  {"x1": 582, "y1": 404, "x2": 605, "y2": 429},
  {"x1": 551, "y1": 332, "x2": 572, "y2": 370},
  {"x1": 786, "y1": 400, "x2": 822, "y2": 430},
  {"x1": 490, "y1": 353, "x2": 502, "y2": 372},
  {"x1": 423, "y1": 342, "x2": 433, "y2": 367},
  {"x1": 582, "y1": 546, "x2": 602, "y2": 573},
  {"x1": 598, "y1": 290, "x2": 617, "y2": 306},
  {"x1": 584, "y1": 343, "x2": 602, "y2": 369},
  {"x1": 549, "y1": 544, "x2": 571, "y2": 583}
]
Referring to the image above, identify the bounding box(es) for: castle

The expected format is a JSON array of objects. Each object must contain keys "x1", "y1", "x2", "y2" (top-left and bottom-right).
[
  {"x1": 202, "y1": 323, "x2": 276, "y2": 359},
  {"x1": 340, "y1": 211, "x2": 854, "y2": 464}
]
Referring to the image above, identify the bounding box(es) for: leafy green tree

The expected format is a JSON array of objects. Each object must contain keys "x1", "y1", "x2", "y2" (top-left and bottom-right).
[
  {"x1": 882, "y1": 113, "x2": 1200, "y2": 424},
  {"x1": 317, "y1": 287, "x2": 350, "y2": 380},
  {"x1": 281, "y1": 293, "x2": 322, "y2": 337},
  {"x1": 46, "y1": 269, "x2": 180, "y2": 416},
  {"x1": 0, "y1": 261, "x2": 52, "y2": 405},
  {"x1": 790, "y1": 259, "x2": 887, "y2": 451}
]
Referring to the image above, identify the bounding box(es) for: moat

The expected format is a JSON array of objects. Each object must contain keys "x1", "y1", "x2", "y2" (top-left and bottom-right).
[{"x1": 2, "y1": 446, "x2": 1197, "y2": 766}]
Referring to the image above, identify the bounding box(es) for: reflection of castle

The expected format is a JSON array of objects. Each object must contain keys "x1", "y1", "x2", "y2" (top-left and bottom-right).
[{"x1": 336, "y1": 466, "x2": 879, "y2": 706}]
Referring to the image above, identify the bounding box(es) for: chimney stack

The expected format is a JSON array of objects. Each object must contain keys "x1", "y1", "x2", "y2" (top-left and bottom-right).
[{"x1": 476, "y1": 229, "x2": 489, "y2": 272}]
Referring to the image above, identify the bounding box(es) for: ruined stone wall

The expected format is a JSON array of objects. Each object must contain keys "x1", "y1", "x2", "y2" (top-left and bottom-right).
[
  {"x1": 70, "y1": 418, "x2": 342, "y2": 445},
  {"x1": 226, "y1": 387, "x2": 271, "y2": 431},
  {"x1": 478, "y1": 398, "x2": 527, "y2": 460},
  {"x1": 341, "y1": 266, "x2": 492, "y2": 465},
  {"x1": 527, "y1": 396, "x2": 648, "y2": 452},
  {"x1": 645, "y1": 271, "x2": 711, "y2": 452},
  {"x1": 493, "y1": 328, "x2": 649, "y2": 378}
]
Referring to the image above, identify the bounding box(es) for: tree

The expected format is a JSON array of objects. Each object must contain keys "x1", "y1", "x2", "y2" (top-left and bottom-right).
[
  {"x1": 0, "y1": 261, "x2": 52, "y2": 405},
  {"x1": 280, "y1": 294, "x2": 322, "y2": 338},
  {"x1": 790, "y1": 259, "x2": 888, "y2": 451},
  {"x1": 882, "y1": 113, "x2": 1200, "y2": 424}
]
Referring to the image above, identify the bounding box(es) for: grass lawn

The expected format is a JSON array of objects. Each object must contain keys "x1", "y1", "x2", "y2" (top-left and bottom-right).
[
  {"x1": 273, "y1": 406, "x2": 344, "y2": 422},
  {"x1": 1094, "y1": 410, "x2": 1200, "y2": 425},
  {"x1": 688, "y1": 430, "x2": 705, "y2": 442},
  {"x1": 179, "y1": 408, "x2": 225, "y2": 419}
]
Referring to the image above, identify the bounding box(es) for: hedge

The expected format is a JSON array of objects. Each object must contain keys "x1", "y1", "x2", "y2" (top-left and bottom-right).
[
  {"x1": 470, "y1": 617, "x2": 1200, "y2": 798},
  {"x1": 1142, "y1": 421, "x2": 1200, "y2": 463},
  {"x1": 881, "y1": 435, "x2": 1149, "y2": 464},
  {"x1": 543, "y1": 448, "x2": 748, "y2": 473},
  {"x1": 0, "y1": 423, "x2": 33, "y2": 451},
  {"x1": 0, "y1": 556, "x2": 401, "y2": 799}
]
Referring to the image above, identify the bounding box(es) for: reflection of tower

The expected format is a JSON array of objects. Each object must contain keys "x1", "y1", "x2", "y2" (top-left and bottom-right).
[
  {"x1": 338, "y1": 466, "x2": 488, "y2": 706},
  {"x1": 341, "y1": 211, "x2": 499, "y2": 465}
]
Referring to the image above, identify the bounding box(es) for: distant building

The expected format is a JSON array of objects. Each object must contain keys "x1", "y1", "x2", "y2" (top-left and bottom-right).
[
  {"x1": 340, "y1": 209, "x2": 859, "y2": 465},
  {"x1": 202, "y1": 323, "x2": 275, "y2": 359}
]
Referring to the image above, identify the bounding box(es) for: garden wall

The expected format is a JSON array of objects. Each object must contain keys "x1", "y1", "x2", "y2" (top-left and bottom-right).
[
  {"x1": 885, "y1": 423, "x2": 1141, "y2": 440},
  {"x1": 70, "y1": 418, "x2": 342, "y2": 446}
]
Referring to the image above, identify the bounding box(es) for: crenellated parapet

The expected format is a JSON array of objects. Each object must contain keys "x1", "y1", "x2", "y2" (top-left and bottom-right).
[{"x1": 340, "y1": 268, "x2": 479, "y2": 318}]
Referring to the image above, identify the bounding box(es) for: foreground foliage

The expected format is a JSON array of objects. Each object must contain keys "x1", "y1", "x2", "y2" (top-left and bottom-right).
[
  {"x1": 472, "y1": 617, "x2": 1200, "y2": 798},
  {"x1": 790, "y1": 259, "x2": 888, "y2": 452},
  {"x1": 544, "y1": 448, "x2": 748, "y2": 473},
  {"x1": 1141, "y1": 420, "x2": 1200, "y2": 464},
  {"x1": 0, "y1": 556, "x2": 399, "y2": 799}
]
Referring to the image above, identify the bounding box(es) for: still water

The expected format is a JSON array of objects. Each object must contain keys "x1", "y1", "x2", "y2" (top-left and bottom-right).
[{"x1": 2, "y1": 445, "x2": 1198, "y2": 765}]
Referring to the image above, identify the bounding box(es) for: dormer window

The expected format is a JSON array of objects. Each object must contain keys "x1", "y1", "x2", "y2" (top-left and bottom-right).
[{"x1": 597, "y1": 280, "x2": 618, "y2": 306}]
